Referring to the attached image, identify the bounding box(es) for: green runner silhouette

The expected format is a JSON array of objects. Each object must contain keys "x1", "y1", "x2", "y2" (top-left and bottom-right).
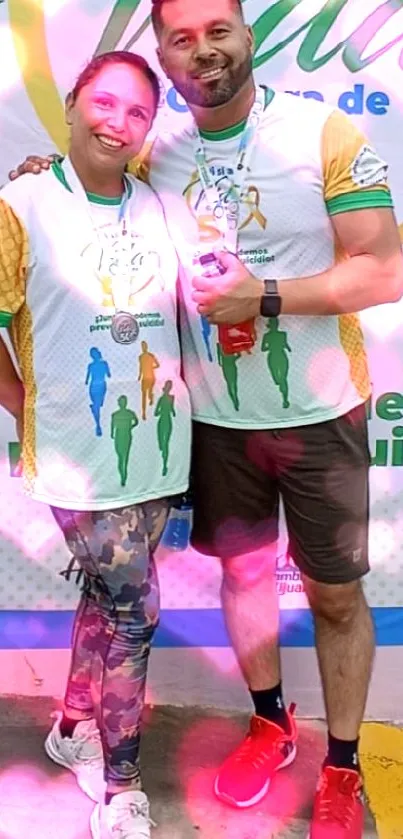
[
  {"x1": 261, "y1": 318, "x2": 292, "y2": 409},
  {"x1": 217, "y1": 343, "x2": 241, "y2": 411},
  {"x1": 110, "y1": 395, "x2": 139, "y2": 486},
  {"x1": 154, "y1": 380, "x2": 176, "y2": 477}
]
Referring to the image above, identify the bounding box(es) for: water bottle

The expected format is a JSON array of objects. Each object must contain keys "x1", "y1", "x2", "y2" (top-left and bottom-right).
[
  {"x1": 198, "y1": 252, "x2": 256, "y2": 354},
  {"x1": 161, "y1": 490, "x2": 193, "y2": 552}
]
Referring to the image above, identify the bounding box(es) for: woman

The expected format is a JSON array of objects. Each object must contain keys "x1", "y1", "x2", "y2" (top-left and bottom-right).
[{"x1": 0, "y1": 51, "x2": 191, "y2": 839}]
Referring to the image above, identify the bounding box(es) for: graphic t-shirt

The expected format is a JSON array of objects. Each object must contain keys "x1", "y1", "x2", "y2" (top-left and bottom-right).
[
  {"x1": 0, "y1": 163, "x2": 191, "y2": 509},
  {"x1": 140, "y1": 88, "x2": 394, "y2": 429}
]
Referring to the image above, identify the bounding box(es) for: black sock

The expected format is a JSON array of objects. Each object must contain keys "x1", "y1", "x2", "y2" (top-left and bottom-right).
[
  {"x1": 250, "y1": 682, "x2": 291, "y2": 734},
  {"x1": 325, "y1": 732, "x2": 360, "y2": 772},
  {"x1": 59, "y1": 714, "x2": 80, "y2": 739}
]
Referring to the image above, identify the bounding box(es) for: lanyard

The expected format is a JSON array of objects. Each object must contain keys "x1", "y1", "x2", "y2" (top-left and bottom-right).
[
  {"x1": 61, "y1": 156, "x2": 134, "y2": 313},
  {"x1": 193, "y1": 86, "x2": 266, "y2": 251}
]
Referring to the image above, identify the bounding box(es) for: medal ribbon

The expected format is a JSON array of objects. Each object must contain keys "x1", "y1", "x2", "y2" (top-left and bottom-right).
[
  {"x1": 62, "y1": 156, "x2": 134, "y2": 315},
  {"x1": 193, "y1": 85, "x2": 266, "y2": 252}
]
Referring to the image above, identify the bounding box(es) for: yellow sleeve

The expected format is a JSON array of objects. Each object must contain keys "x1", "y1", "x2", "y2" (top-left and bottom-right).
[
  {"x1": 0, "y1": 199, "x2": 28, "y2": 328},
  {"x1": 127, "y1": 138, "x2": 155, "y2": 184},
  {"x1": 322, "y1": 110, "x2": 393, "y2": 216}
]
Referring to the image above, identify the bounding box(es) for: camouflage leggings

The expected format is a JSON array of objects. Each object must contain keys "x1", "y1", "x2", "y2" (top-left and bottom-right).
[{"x1": 51, "y1": 499, "x2": 171, "y2": 789}]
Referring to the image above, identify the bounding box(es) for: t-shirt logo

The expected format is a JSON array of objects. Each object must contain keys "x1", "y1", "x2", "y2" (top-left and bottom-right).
[
  {"x1": 183, "y1": 165, "x2": 266, "y2": 244},
  {"x1": 350, "y1": 144, "x2": 388, "y2": 188},
  {"x1": 82, "y1": 226, "x2": 164, "y2": 307}
]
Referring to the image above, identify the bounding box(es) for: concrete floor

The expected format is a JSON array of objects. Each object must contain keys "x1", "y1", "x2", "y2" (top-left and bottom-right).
[{"x1": 0, "y1": 697, "x2": 380, "y2": 839}]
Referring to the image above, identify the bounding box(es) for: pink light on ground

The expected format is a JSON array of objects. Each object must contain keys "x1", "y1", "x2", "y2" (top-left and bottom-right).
[
  {"x1": 175, "y1": 715, "x2": 310, "y2": 838},
  {"x1": 0, "y1": 764, "x2": 92, "y2": 838}
]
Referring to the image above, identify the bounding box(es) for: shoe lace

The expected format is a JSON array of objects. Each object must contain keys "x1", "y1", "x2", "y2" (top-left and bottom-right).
[
  {"x1": 318, "y1": 772, "x2": 361, "y2": 827},
  {"x1": 234, "y1": 729, "x2": 285, "y2": 770},
  {"x1": 112, "y1": 800, "x2": 156, "y2": 838}
]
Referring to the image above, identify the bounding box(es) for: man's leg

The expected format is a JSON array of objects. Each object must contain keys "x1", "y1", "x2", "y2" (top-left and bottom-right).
[
  {"x1": 278, "y1": 402, "x2": 371, "y2": 837},
  {"x1": 304, "y1": 577, "x2": 374, "y2": 746},
  {"x1": 220, "y1": 545, "x2": 281, "y2": 692},
  {"x1": 190, "y1": 422, "x2": 297, "y2": 808}
]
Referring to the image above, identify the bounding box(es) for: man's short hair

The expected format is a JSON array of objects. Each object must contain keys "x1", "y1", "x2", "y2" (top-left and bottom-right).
[{"x1": 151, "y1": 0, "x2": 244, "y2": 36}]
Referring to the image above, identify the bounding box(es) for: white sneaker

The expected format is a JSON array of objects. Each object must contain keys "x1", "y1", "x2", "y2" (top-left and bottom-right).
[
  {"x1": 44, "y1": 711, "x2": 105, "y2": 801},
  {"x1": 90, "y1": 790, "x2": 153, "y2": 839}
]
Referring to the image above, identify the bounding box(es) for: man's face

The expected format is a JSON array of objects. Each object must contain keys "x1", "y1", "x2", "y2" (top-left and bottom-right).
[{"x1": 156, "y1": 0, "x2": 254, "y2": 108}]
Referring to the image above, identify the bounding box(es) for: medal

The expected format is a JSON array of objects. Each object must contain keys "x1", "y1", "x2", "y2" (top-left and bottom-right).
[{"x1": 111, "y1": 311, "x2": 139, "y2": 344}]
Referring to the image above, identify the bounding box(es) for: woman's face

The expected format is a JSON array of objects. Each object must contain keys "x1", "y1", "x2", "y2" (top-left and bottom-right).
[{"x1": 66, "y1": 62, "x2": 156, "y2": 172}]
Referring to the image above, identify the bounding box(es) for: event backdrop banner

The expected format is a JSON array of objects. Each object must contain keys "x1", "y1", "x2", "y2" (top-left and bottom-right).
[{"x1": 0, "y1": 0, "x2": 403, "y2": 655}]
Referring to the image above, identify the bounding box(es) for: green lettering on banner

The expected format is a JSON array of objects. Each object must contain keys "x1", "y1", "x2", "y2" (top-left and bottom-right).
[
  {"x1": 253, "y1": 0, "x2": 347, "y2": 71},
  {"x1": 376, "y1": 392, "x2": 403, "y2": 422},
  {"x1": 367, "y1": 391, "x2": 403, "y2": 467},
  {"x1": 343, "y1": 0, "x2": 403, "y2": 73},
  {"x1": 94, "y1": 0, "x2": 144, "y2": 54},
  {"x1": 95, "y1": 0, "x2": 403, "y2": 75}
]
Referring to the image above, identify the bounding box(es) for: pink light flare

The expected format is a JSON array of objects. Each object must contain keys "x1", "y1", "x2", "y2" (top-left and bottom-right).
[
  {"x1": 0, "y1": 461, "x2": 60, "y2": 559},
  {"x1": 0, "y1": 763, "x2": 92, "y2": 838},
  {"x1": 174, "y1": 715, "x2": 309, "y2": 838}
]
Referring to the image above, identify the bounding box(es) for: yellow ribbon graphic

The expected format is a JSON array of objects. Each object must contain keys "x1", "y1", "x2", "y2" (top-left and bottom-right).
[{"x1": 239, "y1": 186, "x2": 267, "y2": 231}]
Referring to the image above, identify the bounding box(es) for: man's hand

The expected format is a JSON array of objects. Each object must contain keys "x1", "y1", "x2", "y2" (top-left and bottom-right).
[
  {"x1": 9, "y1": 154, "x2": 60, "y2": 181},
  {"x1": 192, "y1": 250, "x2": 262, "y2": 324}
]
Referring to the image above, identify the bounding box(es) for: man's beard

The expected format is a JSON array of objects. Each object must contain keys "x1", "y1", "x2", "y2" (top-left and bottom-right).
[{"x1": 172, "y1": 52, "x2": 253, "y2": 108}]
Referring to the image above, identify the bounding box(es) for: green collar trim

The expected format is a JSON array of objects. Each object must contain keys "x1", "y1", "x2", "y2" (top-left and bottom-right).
[
  {"x1": 85, "y1": 192, "x2": 123, "y2": 206},
  {"x1": 199, "y1": 86, "x2": 275, "y2": 142},
  {"x1": 199, "y1": 118, "x2": 247, "y2": 141},
  {"x1": 51, "y1": 159, "x2": 132, "y2": 204}
]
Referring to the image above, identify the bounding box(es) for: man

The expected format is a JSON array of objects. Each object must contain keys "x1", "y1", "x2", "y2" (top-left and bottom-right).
[{"x1": 9, "y1": 1, "x2": 403, "y2": 836}]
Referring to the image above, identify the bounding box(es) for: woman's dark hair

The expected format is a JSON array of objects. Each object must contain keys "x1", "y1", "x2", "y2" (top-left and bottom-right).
[{"x1": 70, "y1": 51, "x2": 161, "y2": 113}]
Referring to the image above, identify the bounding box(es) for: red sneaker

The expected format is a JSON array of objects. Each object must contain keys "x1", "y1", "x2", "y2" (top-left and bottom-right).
[
  {"x1": 214, "y1": 705, "x2": 297, "y2": 808},
  {"x1": 308, "y1": 766, "x2": 364, "y2": 838}
]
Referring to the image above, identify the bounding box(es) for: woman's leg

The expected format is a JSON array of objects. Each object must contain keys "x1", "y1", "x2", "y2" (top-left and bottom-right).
[
  {"x1": 67, "y1": 499, "x2": 170, "y2": 793},
  {"x1": 51, "y1": 506, "x2": 95, "y2": 723}
]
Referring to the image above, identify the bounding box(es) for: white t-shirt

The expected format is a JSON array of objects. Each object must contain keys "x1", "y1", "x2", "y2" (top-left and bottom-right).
[
  {"x1": 0, "y1": 162, "x2": 191, "y2": 509},
  {"x1": 145, "y1": 88, "x2": 393, "y2": 430}
]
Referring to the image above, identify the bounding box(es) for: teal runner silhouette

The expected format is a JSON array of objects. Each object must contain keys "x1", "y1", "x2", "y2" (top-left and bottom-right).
[
  {"x1": 217, "y1": 343, "x2": 241, "y2": 411},
  {"x1": 111, "y1": 395, "x2": 139, "y2": 486},
  {"x1": 261, "y1": 318, "x2": 292, "y2": 409},
  {"x1": 154, "y1": 380, "x2": 176, "y2": 477},
  {"x1": 86, "y1": 347, "x2": 111, "y2": 436},
  {"x1": 200, "y1": 315, "x2": 213, "y2": 362}
]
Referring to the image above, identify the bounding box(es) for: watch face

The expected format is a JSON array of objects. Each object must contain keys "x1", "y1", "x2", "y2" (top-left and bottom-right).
[{"x1": 260, "y1": 290, "x2": 281, "y2": 318}]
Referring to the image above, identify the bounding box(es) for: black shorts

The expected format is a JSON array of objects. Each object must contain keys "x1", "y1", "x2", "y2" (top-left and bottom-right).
[{"x1": 190, "y1": 402, "x2": 371, "y2": 584}]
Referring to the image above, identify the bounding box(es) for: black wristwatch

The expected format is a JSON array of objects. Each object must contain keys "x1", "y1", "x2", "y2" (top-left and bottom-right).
[{"x1": 260, "y1": 279, "x2": 282, "y2": 318}]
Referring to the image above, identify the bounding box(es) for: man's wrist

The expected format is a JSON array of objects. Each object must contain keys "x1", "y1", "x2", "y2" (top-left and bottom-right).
[{"x1": 260, "y1": 279, "x2": 282, "y2": 317}]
